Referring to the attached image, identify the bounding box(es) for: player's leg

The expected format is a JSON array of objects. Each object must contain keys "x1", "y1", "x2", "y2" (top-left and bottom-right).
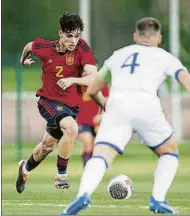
[
  {"x1": 61, "y1": 145, "x2": 118, "y2": 215},
  {"x1": 16, "y1": 131, "x2": 57, "y2": 193},
  {"x1": 55, "y1": 116, "x2": 78, "y2": 189},
  {"x1": 135, "y1": 111, "x2": 179, "y2": 214},
  {"x1": 61, "y1": 110, "x2": 132, "y2": 215},
  {"x1": 77, "y1": 125, "x2": 95, "y2": 167},
  {"x1": 149, "y1": 135, "x2": 179, "y2": 214}
]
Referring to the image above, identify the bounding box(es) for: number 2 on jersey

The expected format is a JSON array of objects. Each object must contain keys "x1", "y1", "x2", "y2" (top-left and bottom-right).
[
  {"x1": 56, "y1": 66, "x2": 64, "y2": 77},
  {"x1": 121, "y1": 52, "x2": 140, "y2": 73}
]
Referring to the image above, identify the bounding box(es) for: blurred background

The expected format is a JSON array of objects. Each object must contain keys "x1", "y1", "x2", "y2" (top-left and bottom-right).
[
  {"x1": 2, "y1": 1, "x2": 190, "y2": 215},
  {"x1": 2, "y1": 0, "x2": 190, "y2": 145}
]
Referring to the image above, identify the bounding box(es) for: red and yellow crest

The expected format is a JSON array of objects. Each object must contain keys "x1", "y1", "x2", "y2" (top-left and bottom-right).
[{"x1": 66, "y1": 54, "x2": 74, "y2": 65}]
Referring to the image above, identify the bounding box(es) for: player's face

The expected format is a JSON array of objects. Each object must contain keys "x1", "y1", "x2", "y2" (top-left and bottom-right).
[{"x1": 59, "y1": 29, "x2": 81, "y2": 51}]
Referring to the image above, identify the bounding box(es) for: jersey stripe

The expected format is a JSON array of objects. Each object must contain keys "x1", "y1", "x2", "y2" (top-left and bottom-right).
[
  {"x1": 79, "y1": 41, "x2": 91, "y2": 52},
  {"x1": 38, "y1": 99, "x2": 56, "y2": 117},
  {"x1": 34, "y1": 43, "x2": 55, "y2": 49}
]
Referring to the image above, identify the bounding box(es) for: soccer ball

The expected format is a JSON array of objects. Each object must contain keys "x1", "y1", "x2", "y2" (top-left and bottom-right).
[{"x1": 107, "y1": 174, "x2": 134, "y2": 200}]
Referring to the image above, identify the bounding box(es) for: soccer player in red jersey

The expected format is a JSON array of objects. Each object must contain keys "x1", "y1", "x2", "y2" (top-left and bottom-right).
[
  {"x1": 16, "y1": 12, "x2": 97, "y2": 193},
  {"x1": 77, "y1": 86, "x2": 109, "y2": 167}
]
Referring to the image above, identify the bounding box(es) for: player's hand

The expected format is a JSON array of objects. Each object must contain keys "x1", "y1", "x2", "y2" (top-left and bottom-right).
[
  {"x1": 57, "y1": 78, "x2": 75, "y2": 90},
  {"x1": 22, "y1": 58, "x2": 36, "y2": 66}
]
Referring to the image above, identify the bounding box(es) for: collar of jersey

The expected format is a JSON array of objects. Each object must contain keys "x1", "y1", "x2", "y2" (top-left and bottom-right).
[{"x1": 136, "y1": 43, "x2": 152, "y2": 47}]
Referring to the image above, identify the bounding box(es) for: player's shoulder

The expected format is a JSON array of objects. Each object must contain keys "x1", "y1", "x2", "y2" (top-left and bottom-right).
[
  {"x1": 110, "y1": 45, "x2": 133, "y2": 58},
  {"x1": 113, "y1": 44, "x2": 139, "y2": 54},
  {"x1": 77, "y1": 38, "x2": 91, "y2": 52},
  {"x1": 155, "y1": 47, "x2": 177, "y2": 60},
  {"x1": 33, "y1": 37, "x2": 55, "y2": 48}
]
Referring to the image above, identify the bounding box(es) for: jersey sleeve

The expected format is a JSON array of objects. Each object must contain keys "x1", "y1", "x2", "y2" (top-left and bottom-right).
[
  {"x1": 98, "y1": 52, "x2": 115, "y2": 84},
  {"x1": 32, "y1": 37, "x2": 54, "y2": 58},
  {"x1": 79, "y1": 39, "x2": 96, "y2": 67},
  {"x1": 165, "y1": 54, "x2": 187, "y2": 82},
  {"x1": 98, "y1": 63, "x2": 112, "y2": 84}
]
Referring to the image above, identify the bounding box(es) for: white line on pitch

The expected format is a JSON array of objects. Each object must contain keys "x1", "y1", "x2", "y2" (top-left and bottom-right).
[
  {"x1": 2, "y1": 202, "x2": 146, "y2": 209},
  {"x1": 2, "y1": 202, "x2": 190, "y2": 210}
]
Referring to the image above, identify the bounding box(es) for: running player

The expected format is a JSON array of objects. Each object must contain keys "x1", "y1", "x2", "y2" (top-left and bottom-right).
[{"x1": 16, "y1": 12, "x2": 97, "y2": 193}]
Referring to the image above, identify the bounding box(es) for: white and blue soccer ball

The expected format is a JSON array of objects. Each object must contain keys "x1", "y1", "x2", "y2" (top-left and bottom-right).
[{"x1": 107, "y1": 174, "x2": 134, "y2": 200}]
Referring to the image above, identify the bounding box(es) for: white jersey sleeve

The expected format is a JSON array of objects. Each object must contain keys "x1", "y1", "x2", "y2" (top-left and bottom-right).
[
  {"x1": 98, "y1": 52, "x2": 115, "y2": 84},
  {"x1": 104, "y1": 52, "x2": 115, "y2": 69},
  {"x1": 98, "y1": 63, "x2": 112, "y2": 84},
  {"x1": 165, "y1": 54, "x2": 187, "y2": 82}
]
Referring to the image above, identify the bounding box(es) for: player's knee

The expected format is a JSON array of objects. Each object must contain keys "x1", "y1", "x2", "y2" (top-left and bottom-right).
[
  {"x1": 159, "y1": 146, "x2": 178, "y2": 157},
  {"x1": 66, "y1": 126, "x2": 78, "y2": 140},
  {"x1": 63, "y1": 124, "x2": 78, "y2": 139},
  {"x1": 154, "y1": 139, "x2": 178, "y2": 157},
  {"x1": 93, "y1": 145, "x2": 118, "y2": 167}
]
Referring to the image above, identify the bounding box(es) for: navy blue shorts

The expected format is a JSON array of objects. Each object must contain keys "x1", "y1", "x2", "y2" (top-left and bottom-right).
[
  {"x1": 78, "y1": 124, "x2": 96, "y2": 137},
  {"x1": 38, "y1": 97, "x2": 79, "y2": 140}
]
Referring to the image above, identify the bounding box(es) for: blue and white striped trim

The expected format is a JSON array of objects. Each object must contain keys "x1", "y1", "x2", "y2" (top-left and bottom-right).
[
  {"x1": 150, "y1": 132, "x2": 173, "y2": 150},
  {"x1": 162, "y1": 153, "x2": 179, "y2": 159},
  {"x1": 95, "y1": 141, "x2": 123, "y2": 154},
  {"x1": 92, "y1": 156, "x2": 109, "y2": 169},
  {"x1": 175, "y1": 68, "x2": 184, "y2": 83}
]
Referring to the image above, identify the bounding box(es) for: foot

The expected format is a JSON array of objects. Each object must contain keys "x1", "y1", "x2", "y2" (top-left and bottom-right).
[
  {"x1": 60, "y1": 193, "x2": 91, "y2": 215},
  {"x1": 149, "y1": 196, "x2": 180, "y2": 214},
  {"x1": 55, "y1": 174, "x2": 70, "y2": 189},
  {"x1": 16, "y1": 160, "x2": 28, "y2": 193}
]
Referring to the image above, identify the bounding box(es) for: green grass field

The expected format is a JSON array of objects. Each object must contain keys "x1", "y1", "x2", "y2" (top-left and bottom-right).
[
  {"x1": 2, "y1": 142, "x2": 190, "y2": 215},
  {"x1": 2, "y1": 67, "x2": 42, "y2": 92}
]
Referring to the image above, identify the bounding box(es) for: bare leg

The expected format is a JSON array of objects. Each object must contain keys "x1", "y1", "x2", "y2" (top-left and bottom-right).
[{"x1": 55, "y1": 117, "x2": 78, "y2": 186}]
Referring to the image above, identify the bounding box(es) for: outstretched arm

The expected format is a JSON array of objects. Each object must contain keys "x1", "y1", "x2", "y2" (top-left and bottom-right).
[
  {"x1": 20, "y1": 42, "x2": 35, "y2": 66},
  {"x1": 178, "y1": 70, "x2": 190, "y2": 92}
]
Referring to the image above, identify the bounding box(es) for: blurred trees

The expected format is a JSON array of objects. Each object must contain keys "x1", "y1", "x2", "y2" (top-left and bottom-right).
[{"x1": 2, "y1": 0, "x2": 190, "y2": 67}]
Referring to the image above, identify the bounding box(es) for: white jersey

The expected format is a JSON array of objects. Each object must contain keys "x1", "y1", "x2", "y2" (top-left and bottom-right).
[
  {"x1": 103, "y1": 44, "x2": 186, "y2": 96},
  {"x1": 95, "y1": 44, "x2": 187, "y2": 151}
]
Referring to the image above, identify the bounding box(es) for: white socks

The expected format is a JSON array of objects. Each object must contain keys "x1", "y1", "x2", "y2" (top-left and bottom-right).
[
  {"x1": 152, "y1": 154, "x2": 178, "y2": 202},
  {"x1": 77, "y1": 157, "x2": 108, "y2": 197},
  {"x1": 76, "y1": 154, "x2": 178, "y2": 202}
]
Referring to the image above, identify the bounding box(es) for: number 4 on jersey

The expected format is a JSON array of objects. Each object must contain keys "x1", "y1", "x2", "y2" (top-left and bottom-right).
[{"x1": 121, "y1": 52, "x2": 140, "y2": 73}]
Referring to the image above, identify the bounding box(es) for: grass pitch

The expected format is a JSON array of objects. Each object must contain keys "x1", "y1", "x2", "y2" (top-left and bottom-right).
[{"x1": 2, "y1": 142, "x2": 190, "y2": 215}]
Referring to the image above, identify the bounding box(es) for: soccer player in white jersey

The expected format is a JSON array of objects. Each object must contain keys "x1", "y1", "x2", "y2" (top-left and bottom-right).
[{"x1": 61, "y1": 17, "x2": 190, "y2": 215}]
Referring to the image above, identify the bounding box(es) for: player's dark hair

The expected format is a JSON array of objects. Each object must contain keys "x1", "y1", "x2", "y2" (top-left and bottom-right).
[
  {"x1": 59, "y1": 12, "x2": 84, "y2": 33},
  {"x1": 136, "y1": 17, "x2": 161, "y2": 37}
]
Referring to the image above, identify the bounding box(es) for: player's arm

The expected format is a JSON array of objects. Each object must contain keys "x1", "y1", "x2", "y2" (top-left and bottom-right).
[
  {"x1": 20, "y1": 42, "x2": 35, "y2": 66},
  {"x1": 72, "y1": 64, "x2": 98, "y2": 86},
  {"x1": 87, "y1": 64, "x2": 111, "y2": 110},
  {"x1": 166, "y1": 54, "x2": 190, "y2": 93},
  {"x1": 57, "y1": 64, "x2": 97, "y2": 90},
  {"x1": 178, "y1": 70, "x2": 190, "y2": 92}
]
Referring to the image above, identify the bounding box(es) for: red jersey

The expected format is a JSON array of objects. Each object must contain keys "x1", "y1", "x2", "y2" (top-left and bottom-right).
[
  {"x1": 77, "y1": 86, "x2": 109, "y2": 126},
  {"x1": 32, "y1": 37, "x2": 96, "y2": 107}
]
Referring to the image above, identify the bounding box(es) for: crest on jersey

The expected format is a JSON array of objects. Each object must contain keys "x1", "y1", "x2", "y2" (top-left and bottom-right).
[
  {"x1": 66, "y1": 54, "x2": 74, "y2": 65},
  {"x1": 48, "y1": 59, "x2": 53, "y2": 64},
  {"x1": 56, "y1": 105, "x2": 64, "y2": 111}
]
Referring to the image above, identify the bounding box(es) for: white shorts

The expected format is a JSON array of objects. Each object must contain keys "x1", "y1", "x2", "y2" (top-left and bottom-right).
[{"x1": 95, "y1": 96, "x2": 173, "y2": 154}]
